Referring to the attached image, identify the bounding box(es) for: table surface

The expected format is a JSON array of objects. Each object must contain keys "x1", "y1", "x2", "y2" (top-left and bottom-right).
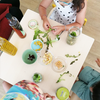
[{"x1": 0, "y1": 9, "x2": 94, "y2": 99}]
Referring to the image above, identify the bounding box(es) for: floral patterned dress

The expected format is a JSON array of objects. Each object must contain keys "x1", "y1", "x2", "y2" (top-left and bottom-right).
[
  {"x1": 50, "y1": 0, "x2": 77, "y2": 25},
  {"x1": 1, "y1": 80, "x2": 44, "y2": 100}
]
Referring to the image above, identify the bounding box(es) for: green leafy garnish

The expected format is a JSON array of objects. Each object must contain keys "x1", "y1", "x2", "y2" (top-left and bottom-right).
[
  {"x1": 33, "y1": 28, "x2": 45, "y2": 40},
  {"x1": 65, "y1": 54, "x2": 81, "y2": 58},
  {"x1": 70, "y1": 59, "x2": 78, "y2": 65},
  {"x1": 71, "y1": 32, "x2": 77, "y2": 36},
  {"x1": 56, "y1": 71, "x2": 70, "y2": 83},
  {"x1": 56, "y1": 35, "x2": 60, "y2": 40},
  {"x1": 33, "y1": 74, "x2": 41, "y2": 82},
  {"x1": 33, "y1": 27, "x2": 58, "y2": 52}
]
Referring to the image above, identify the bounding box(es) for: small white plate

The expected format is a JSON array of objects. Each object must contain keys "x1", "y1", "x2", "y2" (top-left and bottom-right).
[{"x1": 52, "y1": 56, "x2": 66, "y2": 73}]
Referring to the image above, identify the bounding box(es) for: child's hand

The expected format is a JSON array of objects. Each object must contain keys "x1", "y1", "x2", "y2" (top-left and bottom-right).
[
  {"x1": 43, "y1": 93, "x2": 55, "y2": 100},
  {"x1": 95, "y1": 58, "x2": 100, "y2": 67},
  {"x1": 51, "y1": 26, "x2": 65, "y2": 35},
  {"x1": 43, "y1": 18, "x2": 51, "y2": 30}
]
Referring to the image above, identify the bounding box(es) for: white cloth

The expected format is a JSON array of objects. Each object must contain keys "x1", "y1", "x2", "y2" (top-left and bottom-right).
[{"x1": 50, "y1": 0, "x2": 77, "y2": 25}]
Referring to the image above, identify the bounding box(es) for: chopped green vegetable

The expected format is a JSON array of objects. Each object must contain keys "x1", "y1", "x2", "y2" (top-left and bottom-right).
[
  {"x1": 70, "y1": 59, "x2": 78, "y2": 65},
  {"x1": 71, "y1": 32, "x2": 77, "y2": 36},
  {"x1": 33, "y1": 74, "x2": 41, "y2": 82}
]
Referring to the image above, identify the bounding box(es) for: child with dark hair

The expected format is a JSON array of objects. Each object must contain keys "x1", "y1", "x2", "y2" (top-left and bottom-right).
[
  {"x1": 39, "y1": 0, "x2": 87, "y2": 35},
  {"x1": 71, "y1": 58, "x2": 100, "y2": 100}
]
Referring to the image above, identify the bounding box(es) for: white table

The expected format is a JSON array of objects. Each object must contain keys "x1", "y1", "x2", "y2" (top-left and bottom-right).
[{"x1": 0, "y1": 9, "x2": 94, "y2": 99}]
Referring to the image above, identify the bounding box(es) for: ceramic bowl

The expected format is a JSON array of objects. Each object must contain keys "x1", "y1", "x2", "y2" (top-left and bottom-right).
[{"x1": 22, "y1": 49, "x2": 37, "y2": 64}]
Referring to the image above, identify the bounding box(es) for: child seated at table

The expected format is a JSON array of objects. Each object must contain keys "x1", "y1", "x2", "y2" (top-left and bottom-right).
[
  {"x1": 39, "y1": 0, "x2": 87, "y2": 35},
  {"x1": 2, "y1": 80, "x2": 55, "y2": 100},
  {"x1": 71, "y1": 58, "x2": 100, "y2": 100}
]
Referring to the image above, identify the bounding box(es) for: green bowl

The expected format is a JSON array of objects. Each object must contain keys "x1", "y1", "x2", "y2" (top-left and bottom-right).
[
  {"x1": 22, "y1": 49, "x2": 37, "y2": 64},
  {"x1": 56, "y1": 87, "x2": 69, "y2": 100}
]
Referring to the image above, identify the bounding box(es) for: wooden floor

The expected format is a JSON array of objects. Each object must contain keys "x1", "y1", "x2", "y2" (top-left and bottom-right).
[{"x1": 0, "y1": 0, "x2": 100, "y2": 99}]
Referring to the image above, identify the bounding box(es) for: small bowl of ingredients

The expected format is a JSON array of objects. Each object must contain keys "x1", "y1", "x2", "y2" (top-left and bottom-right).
[
  {"x1": 52, "y1": 56, "x2": 66, "y2": 72},
  {"x1": 28, "y1": 19, "x2": 38, "y2": 29},
  {"x1": 33, "y1": 73, "x2": 42, "y2": 83},
  {"x1": 31, "y1": 39, "x2": 43, "y2": 52},
  {"x1": 22, "y1": 49, "x2": 37, "y2": 64},
  {"x1": 38, "y1": 50, "x2": 53, "y2": 65}
]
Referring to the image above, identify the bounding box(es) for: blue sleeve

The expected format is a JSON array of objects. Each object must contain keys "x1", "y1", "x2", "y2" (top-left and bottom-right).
[
  {"x1": 79, "y1": 66, "x2": 100, "y2": 84},
  {"x1": 7, "y1": 85, "x2": 29, "y2": 95},
  {"x1": 71, "y1": 81, "x2": 91, "y2": 100},
  {"x1": 7, "y1": 85, "x2": 39, "y2": 100}
]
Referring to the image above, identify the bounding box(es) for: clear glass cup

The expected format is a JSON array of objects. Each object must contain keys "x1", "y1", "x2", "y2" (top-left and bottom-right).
[
  {"x1": 32, "y1": 73, "x2": 42, "y2": 83},
  {"x1": 38, "y1": 50, "x2": 53, "y2": 66},
  {"x1": 66, "y1": 26, "x2": 80, "y2": 45}
]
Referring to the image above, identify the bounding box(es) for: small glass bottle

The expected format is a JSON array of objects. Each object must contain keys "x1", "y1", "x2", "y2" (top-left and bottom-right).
[
  {"x1": 6, "y1": 13, "x2": 26, "y2": 38},
  {"x1": 0, "y1": 37, "x2": 17, "y2": 56}
]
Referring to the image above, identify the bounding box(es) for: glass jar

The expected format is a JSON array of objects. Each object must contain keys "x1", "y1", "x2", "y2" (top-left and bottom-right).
[
  {"x1": 0, "y1": 37, "x2": 17, "y2": 56},
  {"x1": 32, "y1": 73, "x2": 42, "y2": 83},
  {"x1": 66, "y1": 26, "x2": 80, "y2": 45}
]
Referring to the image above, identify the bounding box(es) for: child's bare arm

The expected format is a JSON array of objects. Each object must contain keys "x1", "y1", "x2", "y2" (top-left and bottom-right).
[
  {"x1": 75, "y1": 0, "x2": 87, "y2": 28},
  {"x1": 39, "y1": 0, "x2": 52, "y2": 18},
  {"x1": 39, "y1": 0, "x2": 53, "y2": 30}
]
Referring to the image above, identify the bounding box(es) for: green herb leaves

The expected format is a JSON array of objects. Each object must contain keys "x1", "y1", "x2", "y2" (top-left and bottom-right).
[
  {"x1": 33, "y1": 73, "x2": 41, "y2": 83},
  {"x1": 33, "y1": 27, "x2": 59, "y2": 52},
  {"x1": 65, "y1": 54, "x2": 81, "y2": 58},
  {"x1": 65, "y1": 53, "x2": 81, "y2": 65},
  {"x1": 70, "y1": 59, "x2": 78, "y2": 65},
  {"x1": 56, "y1": 71, "x2": 71, "y2": 83},
  {"x1": 33, "y1": 28, "x2": 44, "y2": 40},
  {"x1": 56, "y1": 35, "x2": 60, "y2": 41}
]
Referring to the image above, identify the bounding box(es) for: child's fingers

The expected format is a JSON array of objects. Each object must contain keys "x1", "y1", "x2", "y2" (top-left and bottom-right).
[
  {"x1": 98, "y1": 58, "x2": 100, "y2": 62},
  {"x1": 96, "y1": 58, "x2": 100, "y2": 64},
  {"x1": 52, "y1": 96, "x2": 55, "y2": 99},
  {"x1": 97, "y1": 58, "x2": 99, "y2": 61},
  {"x1": 97, "y1": 58, "x2": 100, "y2": 61}
]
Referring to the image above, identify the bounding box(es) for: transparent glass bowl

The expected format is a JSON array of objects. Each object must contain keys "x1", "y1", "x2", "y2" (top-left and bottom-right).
[
  {"x1": 38, "y1": 50, "x2": 53, "y2": 66},
  {"x1": 52, "y1": 56, "x2": 66, "y2": 73}
]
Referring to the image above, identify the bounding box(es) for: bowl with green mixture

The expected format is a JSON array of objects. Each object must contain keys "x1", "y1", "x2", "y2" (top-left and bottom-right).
[{"x1": 32, "y1": 73, "x2": 42, "y2": 83}]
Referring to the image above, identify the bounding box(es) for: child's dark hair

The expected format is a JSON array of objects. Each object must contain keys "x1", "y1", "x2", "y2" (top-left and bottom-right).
[
  {"x1": 72, "y1": 0, "x2": 85, "y2": 12},
  {"x1": 92, "y1": 81, "x2": 100, "y2": 100}
]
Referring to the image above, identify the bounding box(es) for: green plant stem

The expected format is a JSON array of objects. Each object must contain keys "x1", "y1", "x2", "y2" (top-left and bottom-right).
[
  {"x1": 70, "y1": 59, "x2": 78, "y2": 65},
  {"x1": 65, "y1": 54, "x2": 81, "y2": 58},
  {"x1": 33, "y1": 27, "x2": 59, "y2": 52},
  {"x1": 56, "y1": 71, "x2": 69, "y2": 83}
]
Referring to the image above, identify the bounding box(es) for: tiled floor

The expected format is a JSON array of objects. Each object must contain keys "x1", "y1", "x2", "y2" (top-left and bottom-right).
[{"x1": 0, "y1": 0, "x2": 100, "y2": 100}]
